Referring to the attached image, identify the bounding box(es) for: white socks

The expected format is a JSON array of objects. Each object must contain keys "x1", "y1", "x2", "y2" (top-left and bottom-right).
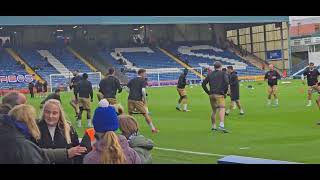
[
  {"x1": 149, "y1": 122, "x2": 156, "y2": 130},
  {"x1": 87, "y1": 119, "x2": 92, "y2": 127},
  {"x1": 268, "y1": 99, "x2": 271, "y2": 105},
  {"x1": 275, "y1": 99, "x2": 279, "y2": 105},
  {"x1": 177, "y1": 104, "x2": 181, "y2": 109},
  {"x1": 219, "y1": 122, "x2": 224, "y2": 128},
  {"x1": 77, "y1": 120, "x2": 82, "y2": 128},
  {"x1": 307, "y1": 100, "x2": 312, "y2": 106},
  {"x1": 240, "y1": 109, "x2": 244, "y2": 114},
  {"x1": 226, "y1": 109, "x2": 230, "y2": 114},
  {"x1": 232, "y1": 102, "x2": 236, "y2": 109},
  {"x1": 183, "y1": 104, "x2": 187, "y2": 111}
]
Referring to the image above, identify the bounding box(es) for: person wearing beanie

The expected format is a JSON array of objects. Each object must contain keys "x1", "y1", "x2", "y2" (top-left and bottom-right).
[{"x1": 83, "y1": 99, "x2": 141, "y2": 164}]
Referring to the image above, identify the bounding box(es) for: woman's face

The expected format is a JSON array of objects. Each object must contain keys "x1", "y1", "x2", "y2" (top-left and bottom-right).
[{"x1": 43, "y1": 103, "x2": 60, "y2": 127}]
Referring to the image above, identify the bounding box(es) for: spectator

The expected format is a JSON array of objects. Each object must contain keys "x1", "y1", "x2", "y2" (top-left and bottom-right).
[
  {"x1": 36, "y1": 99, "x2": 85, "y2": 164},
  {"x1": 0, "y1": 104, "x2": 50, "y2": 164},
  {"x1": 0, "y1": 104, "x2": 12, "y2": 115},
  {"x1": 84, "y1": 131, "x2": 126, "y2": 164},
  {"x1": 118, "y1": 115, "x2": 154, "y2": 164},
  {"x1": 82, "y1": 99, "x2": 141, "y2": 164},
  {"x1": 2, "y1": 101, "x2": 85, "y2": 164},
  {"x1": 28, "y1": 82, "x2": 35, "y2": 99}
]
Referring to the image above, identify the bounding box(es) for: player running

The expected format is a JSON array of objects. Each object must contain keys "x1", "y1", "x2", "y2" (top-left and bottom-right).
[
  {"x1": 301, "y1": 62, "x2": 320, "y2": 107},
  {"x1": 98, "y1": 68, "x2": 122, "y2": 105},
  {"x1": 76, "y1": 73, "x2": 93, "y2": 128},
  {"x1": 127, "y1": 69, "x2": 159, "y2": 133},
  {"x1": 69, "y1": 70, "x2": 82, "y2": 117},
  {"x1": 202, "y1": 61, "x2": 229, "y2": 133},
  {"x1": 264, "y1": 64, "x2": 281, "y2": 106},
  {"x1": 176, "y1": 68, "x2": 190, "y2": 112}
]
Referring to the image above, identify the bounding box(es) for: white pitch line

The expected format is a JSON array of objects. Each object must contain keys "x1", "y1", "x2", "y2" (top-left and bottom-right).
[{"x1": 154, "y1": 147, "x2": 226, "y2": 157}]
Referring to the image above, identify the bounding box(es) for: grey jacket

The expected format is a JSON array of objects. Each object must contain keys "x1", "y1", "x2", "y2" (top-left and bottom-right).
[{"x1": 129, "y1": 134, "x2": 154, "y2": 164}]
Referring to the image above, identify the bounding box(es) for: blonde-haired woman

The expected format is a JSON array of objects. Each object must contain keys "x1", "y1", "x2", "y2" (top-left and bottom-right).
[
  {"x1": 118, "y1": 115, "x2": 154, "y2": 164},
  {"x1": 84, "y1": 131, "x2": 126, "y2": 164},
  {"x1": 37, "y1": 99, "x2": 86, "y2": 164},
  {"x1": 8, "y1": 104, "x2": 41, "y2": 141},
  {"x1": 83, "y1": 99, "x2": 141, "y2": 164}
]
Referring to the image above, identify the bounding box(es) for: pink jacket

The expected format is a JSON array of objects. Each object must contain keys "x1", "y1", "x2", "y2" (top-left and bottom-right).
[{"x1": 83, "y1": 134, "x2": 141, "y2": 164}]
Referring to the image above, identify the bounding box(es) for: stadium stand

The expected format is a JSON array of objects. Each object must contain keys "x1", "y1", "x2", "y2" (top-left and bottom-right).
[
  {"x1": 165, "y1": 43, "x2": 265, "y2": 77},
  {"x1": 15, "y1": 47, "x2": 60, "y2": 82},
  {"x1": 99, "y1": 46, "x2": 200, "y2": 86},
  {"x1": 0, "y1": 48, "x2": 29, "y2": 89}
]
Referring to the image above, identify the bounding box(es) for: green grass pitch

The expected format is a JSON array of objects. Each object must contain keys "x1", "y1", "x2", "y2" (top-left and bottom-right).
[{"x1": 26, "y1": 79, "x2": 320, "y2": 164}]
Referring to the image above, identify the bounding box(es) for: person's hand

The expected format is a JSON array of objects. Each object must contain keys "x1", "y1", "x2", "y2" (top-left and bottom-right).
[{"x1": 67, "y1": 146, "x2": 87, "y2": 158}]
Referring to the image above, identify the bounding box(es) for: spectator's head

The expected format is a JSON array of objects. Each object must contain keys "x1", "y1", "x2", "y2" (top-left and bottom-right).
[
  {"x1": 138, "y1": 69, "x2": 146, "y2": 78},
  {"x1": 269, "y1": 64, "x2": 274, "y2": 71},
  {"x1": 108, "y1": 68, "x2": 115, "y2": 76},
  {"x1": 9, "y1": 104, "x2": 40, "y2": 141},
  {"x1": 54, "y1": 89, "x2": 61, "y2": 95},
  {"x1": 118, "y1": 115, "x2": 139, "y2": 139},
  {"x1": 2, "y1": 91, "x2": 27, "y2": 109},
  {"x1": 227, "y1": 66, "x2": 234, "y2": 73},
  {"x1": 213, "y1": 61, "x2": 222, "y2": 70},
  {"x1": 41, "y1": 99, "x2": 71, "y2": 144},
  {"x1": 0, "y1": 103, "x2": 12, "y2": 114},
  {"x1": 99, "y1": 131, "x2": 126, "y2": 164},
  {"x1": 309, "y1": 62, "x2": 315, "y2": 69},
  {"x1": 222, "y1": 68, "x2": 227, "y2": 72},
  {"x1": 93, "y1": 99, "x2": 119, "y2": 134},
  {"x1": 82, "y1": 73, "x2": 88, "y2": 80}
]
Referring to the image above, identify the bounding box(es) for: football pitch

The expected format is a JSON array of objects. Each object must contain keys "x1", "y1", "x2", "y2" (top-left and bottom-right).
[{"x1": 27, "y1": 79, "x2": 320, "y2": 164}]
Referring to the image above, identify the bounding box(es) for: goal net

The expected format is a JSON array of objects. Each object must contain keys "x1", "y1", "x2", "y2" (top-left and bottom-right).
[
  {"x1": 126, "y1": 67, "x2": 204, "y2": 87},
  {"x1": 49, "y1": 72, "x2": 102, "y2": 93}
]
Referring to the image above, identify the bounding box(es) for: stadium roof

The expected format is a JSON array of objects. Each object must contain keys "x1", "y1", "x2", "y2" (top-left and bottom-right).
[{"x1": 0, "y1": 16, "x2": 289, "y2": 25}]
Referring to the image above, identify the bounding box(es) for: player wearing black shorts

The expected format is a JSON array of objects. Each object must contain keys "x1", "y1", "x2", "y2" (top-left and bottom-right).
[
  {"x1": 176, "y1": 68, "x2": 190, "y2": 112},
  {"x1": 264, "y1": 64, "x2": 281, "y2": 106},
  {"x1": 302, "y1": 62, "x2": 320, "y2": 107},
  {"x1": 225, "y1": 66, "x2": 244, "y2": 116}
]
